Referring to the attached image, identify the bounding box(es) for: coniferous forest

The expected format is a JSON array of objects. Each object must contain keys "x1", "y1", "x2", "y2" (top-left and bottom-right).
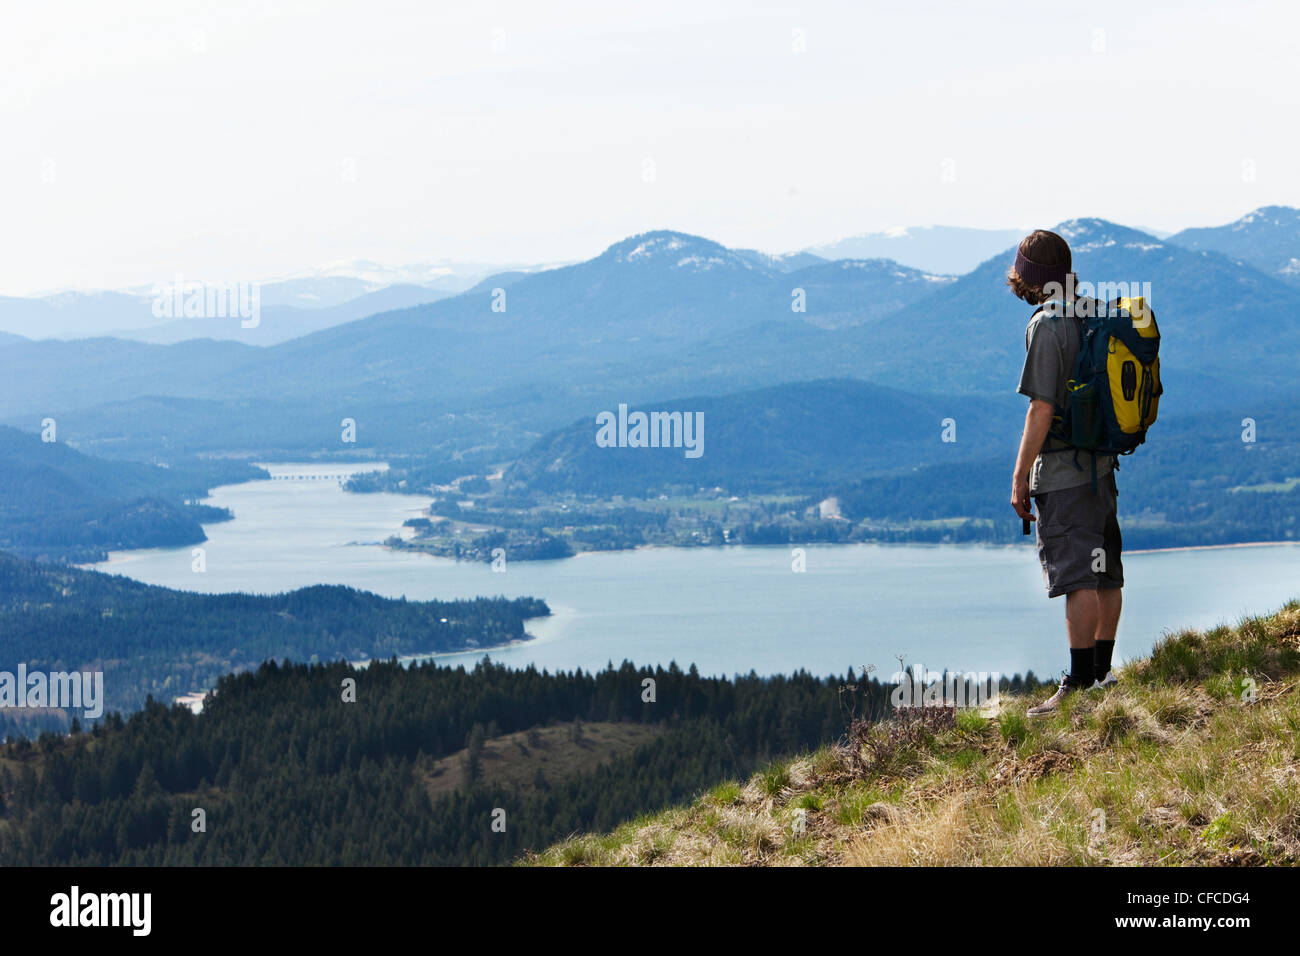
[
  {"x1": 0, "y1": 551, "x2": 548, "y2": 735},
  {"x1": 0, "y1": 656, "x2": 891, "y2": 865},
  {"x1": 0, "y1": 548, "x2": 1051, "y2": 865}
]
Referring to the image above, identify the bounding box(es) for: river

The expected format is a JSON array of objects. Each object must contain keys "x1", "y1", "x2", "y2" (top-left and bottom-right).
[{"x1": 91, "y1": 462, "x2": 1300, "y2": 681}]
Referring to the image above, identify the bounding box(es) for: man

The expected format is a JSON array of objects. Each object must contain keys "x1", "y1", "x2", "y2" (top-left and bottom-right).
[{"x1": 1008, "y1": 230, "x2": 1122, "y2": 716}]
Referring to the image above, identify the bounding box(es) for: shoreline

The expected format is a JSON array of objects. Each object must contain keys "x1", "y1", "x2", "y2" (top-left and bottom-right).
[
  {"x1": 350, "y1": 633, "x2": 543, "y2": 670},
  {"x1": 350, "y1": 475, "x2": 1300, "y2": 563},
  {"x1": 98, "y1": 532, "x2": 1299, "y2": 577},
  {"x1": 563, "y1": 538, "x2": 1300, "y2": 560},
  {"x1": 1126, "y1": 540, "x2": 1296, "y2": 556}
]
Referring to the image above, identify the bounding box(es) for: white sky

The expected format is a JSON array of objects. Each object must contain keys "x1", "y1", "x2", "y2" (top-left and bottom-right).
[{"x1": 3, "y1": 0, "x2": 1298, "y2": 294}]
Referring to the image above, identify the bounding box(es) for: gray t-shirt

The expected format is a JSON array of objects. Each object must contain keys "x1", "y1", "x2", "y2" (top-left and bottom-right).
[{"x1": 1017, "y1": 305, "x2": 1114, "y2": 495}]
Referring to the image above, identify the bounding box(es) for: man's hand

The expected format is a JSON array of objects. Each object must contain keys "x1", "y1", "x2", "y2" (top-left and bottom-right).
[
  {"x1": 1011, "y1": 473, "x2": 1034, "y2": 522},
  {"x1": 1011, "y1": 398, "x2": 1054, "y2": 522}
]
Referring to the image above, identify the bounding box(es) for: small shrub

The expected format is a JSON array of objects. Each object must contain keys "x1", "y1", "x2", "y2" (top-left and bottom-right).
[
  {"x1": 999, "y1": 712, "x2": 1028, "y2": 745},
  {"x1": 759, "y1": 764, "x2": 791, "y2": 797}
]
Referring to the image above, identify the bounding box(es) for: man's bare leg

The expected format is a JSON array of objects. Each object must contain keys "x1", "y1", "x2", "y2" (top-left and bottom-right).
[
  {"x1": 1096, "y1": 587, "x2": 1121, "y2": 643},
  {"x1": 1065, "y1": 589, "x2": 1099, "y2": 649}
]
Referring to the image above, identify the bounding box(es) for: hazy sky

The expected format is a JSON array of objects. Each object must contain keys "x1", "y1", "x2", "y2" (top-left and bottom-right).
[{"x1": 3, "y1": 0, "x2": 1298, "y2": 294}]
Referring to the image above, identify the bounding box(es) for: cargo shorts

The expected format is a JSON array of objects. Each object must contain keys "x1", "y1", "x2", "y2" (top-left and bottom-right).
[{"x1": 1032, "y1": 472, "x2": 1124, "y2": 598}]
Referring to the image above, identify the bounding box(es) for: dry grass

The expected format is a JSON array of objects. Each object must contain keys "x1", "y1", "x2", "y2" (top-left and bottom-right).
[
  {"x1": 523, "y1": 600, "x2": 1300, "y2": 866},
  {"x1": 422, "y1": 720, "x2": 662, "y2": 797}
]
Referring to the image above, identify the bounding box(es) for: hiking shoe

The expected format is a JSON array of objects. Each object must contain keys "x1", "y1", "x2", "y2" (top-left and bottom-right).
[
  {"x1": 1027, "y1": 676, "x2": 1083, "y2": 716},
  {"x1": 1092, "y1": 670, "x2": 1118, "y2": 690}
]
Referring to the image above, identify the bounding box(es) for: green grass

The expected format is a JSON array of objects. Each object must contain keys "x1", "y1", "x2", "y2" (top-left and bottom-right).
[{"x1": 524, "y1": 599, "x2": 1300, "y2": 867}]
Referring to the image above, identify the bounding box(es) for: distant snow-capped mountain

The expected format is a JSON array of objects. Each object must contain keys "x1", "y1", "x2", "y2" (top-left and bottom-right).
[
  {"x1": 599, "y1": 231, "x2": 767, "y2": 274},
  {"x1": 1166, "y1": 205, "x2": 1300, "y2": 286}
]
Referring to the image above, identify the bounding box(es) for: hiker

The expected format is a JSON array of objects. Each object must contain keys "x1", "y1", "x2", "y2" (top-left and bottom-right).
[{"x1": 1008, "y1": 230, "x2": 1124, "y2": 716}]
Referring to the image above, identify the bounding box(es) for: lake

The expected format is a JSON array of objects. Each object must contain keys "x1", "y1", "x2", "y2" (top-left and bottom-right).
[{"x1": 91, "y1": 462, "x2": 1300, "y2": 682}]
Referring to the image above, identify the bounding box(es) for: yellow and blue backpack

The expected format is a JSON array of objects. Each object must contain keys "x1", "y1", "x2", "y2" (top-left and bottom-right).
[{"x1": 1045, "y1": 297, "x2": 1162, "y2": 482}]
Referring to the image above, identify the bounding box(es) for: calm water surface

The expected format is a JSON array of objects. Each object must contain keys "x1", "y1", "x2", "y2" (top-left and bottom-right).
[{"x1": 92, "y1": 463, "x2": 1300, "y2": 681}]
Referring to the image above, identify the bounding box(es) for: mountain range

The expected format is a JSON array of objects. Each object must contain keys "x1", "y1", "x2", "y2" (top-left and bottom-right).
[
  {"x1": 3, "y1": 208, "x2": 1299, "y2": 468},
  {"x1": 0, "y1": 258, "x2": 539, "y2": 342},
  {"x1": 1166, "y1": 205, "x2": 1300, "y2": 286}
]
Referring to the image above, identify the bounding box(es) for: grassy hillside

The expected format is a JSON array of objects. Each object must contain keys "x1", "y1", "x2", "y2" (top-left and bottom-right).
[{"x1": 526, "y1": 600, "x2": 1300, "y2": 866}]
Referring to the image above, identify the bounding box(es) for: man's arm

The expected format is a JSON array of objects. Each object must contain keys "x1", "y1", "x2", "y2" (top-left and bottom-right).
[{"x1": 1011, "y1": 399, "x2": 1054, "y2": 521}]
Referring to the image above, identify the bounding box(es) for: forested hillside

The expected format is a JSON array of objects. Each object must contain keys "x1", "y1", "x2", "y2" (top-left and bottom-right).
[
  {"x1": 0, "y1": 655, "x2": 1026, "y2": 865},
  {"x1": 0, "y1": 426, "x2": 265, "y2": 562},
  {"x1": 504, "y1": 378, "x2": 1019, "y2": 496},
  {"x1": 386, "y1": 382, "x2": 1300, "y2": 554},
  {"x1": 0, "y1": 552, "x2": 548, "y2": 737},
  {"x1": 830, "y1": 397, "x2": 1300, "y2": 549}
]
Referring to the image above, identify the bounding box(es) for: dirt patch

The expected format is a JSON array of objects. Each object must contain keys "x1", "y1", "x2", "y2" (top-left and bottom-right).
[{"x1": 989, "y1": 749, "x2": 1077, "y2": 787}]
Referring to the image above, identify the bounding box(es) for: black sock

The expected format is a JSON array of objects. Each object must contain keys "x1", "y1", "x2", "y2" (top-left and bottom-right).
[
  {"x1": 1094, "y1": 639, "x2": 1115, "y2": 679},
  {"x1": 1070, "y1": 648, "x2": 1094, "y2": 688}
]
